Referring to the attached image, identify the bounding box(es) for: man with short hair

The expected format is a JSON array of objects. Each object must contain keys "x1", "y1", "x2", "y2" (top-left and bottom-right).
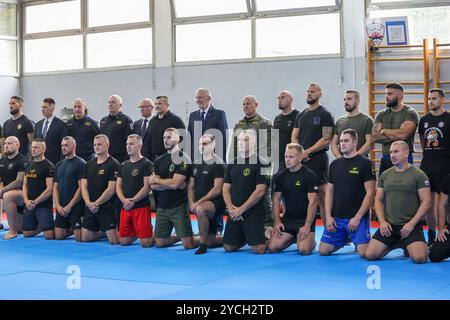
[
  {"x1": 332, "y1": 90, "x2": 374, "y2": 158},
  {"x1": 146, "y1": 96, "x2": 186, "y2": 162},
  {"x1": 134, "y1": 98, "x2": 154, "y2": 160},
  {"x1": 418, "y1": 88, "x2": 450, "y2": 248},
  {"x1": 273, "y1": 90, "x2": 299, "y2": 171},
  {"x1": 320, "y1": 129, "x2": 376, "y2": 257},
  {"x1": 372, "y1": 83, "x2": 419, "y2": 176},
  {"x1": 3, "y1": 96, "x2": 35, "y2": 158},
  {"x1": 223, "y1": 130, "x2": 270, "y2": 254},
  {"x1": 0, "y1": 136, "x2": 27, "y2": 240},
  {"x1": 67, "y1": 98, "x2": 100, "y2": 162},
  {"x1": 268, "y1": 143, "x2": 319, "y2": 255},
  {"x1": 22, "y1": 139, "x2": 55, "y2": 240},
  {"x1": 117, "y1": 134, "x2": 154, "y2": 248},
  {"x1": 188, "y1": 134, "x2": 225, "y2": 254},
  {"x1": 53, "y1": 136, "x2": 86, "y2": 241},
  {"x1": 150, "y1": 128, "x2": 198, "y2": 249},
  {"x1": 34, "y1": 97, "x2": 69, "y2": 166},
  {"x1": 81, "y1": 134, "x2": 120, "y2": 244},
  {"x1": 188, "y1": 88, "x2": 228, "y2": 161},
  {"x1": 291, "y1": 83, "x2": 334, "y2": 224},
  {"x1": 365, "y1": 141, "x2": 431, "y2": 264},
  {"x1": 100, "y1": 95, "x2": 134, "y2": 163}
]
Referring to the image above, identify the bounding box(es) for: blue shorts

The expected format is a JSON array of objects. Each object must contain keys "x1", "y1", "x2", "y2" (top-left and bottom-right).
[{"x1": 320, "y1": 217, "x2": 371, "y2": 248}]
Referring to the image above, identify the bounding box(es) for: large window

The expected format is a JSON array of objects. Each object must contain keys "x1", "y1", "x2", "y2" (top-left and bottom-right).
[
  {"x1": 367, "y1": 0, "x2": 450, "y2": 45},
  {"x1": 0, "y1": 1, "x2": 18, "y2": 75},
  {"x1": 23, "y1": 0, "x2": 153, "y2": 74},
  {"x1": 172, "y1": 0, "x2": 341, "y2": 63}
]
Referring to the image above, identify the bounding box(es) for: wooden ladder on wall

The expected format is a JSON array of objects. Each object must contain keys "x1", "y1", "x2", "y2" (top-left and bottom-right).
[
  {"x1": 367, "y1": 39, "x2": 430, "y2": 171},
  {"x1": 433, "y1": 38, "x2": 450, "y2": 99}
]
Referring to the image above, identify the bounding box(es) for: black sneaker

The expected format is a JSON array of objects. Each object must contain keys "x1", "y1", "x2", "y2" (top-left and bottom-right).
[
  {"x1": 0, "y1": 223, "x2": 4, "y2": 231},
  {"x1": 195, "y1": 244, "x2": 208, "y2": 255}
]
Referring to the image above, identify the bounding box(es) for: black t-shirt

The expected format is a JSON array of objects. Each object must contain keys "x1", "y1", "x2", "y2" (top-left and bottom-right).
[
  {"x1": 328, "y1": 155, "x2": 376, "y2": 219},
  {"x1": 273, "y1": 166, "x2": 319, "y2": 222},
  {"x1": 99, "y1": 112, "x2": 134, "y2": 158},
  {"x1": 54, "y1": 156, "x2": 86, "y2": 206},
  {"x1": 147, "y1": 111, "x2": 186, "y2": 161},
  {"x1": 224, "y1": 155, "x2": 270, "y2": 217},
  {"x1": 273, "y1": 109, "x2": 300, "y2": 166},
  {"x1": 153, "y1": 151, "x2": 191, "y2": 209},
  {"x1": 191, "y1": 157, "x2": 226, "y2": 203},
  {"x1": 83, "y1": 156, "x2": 120, "y2": 207},
  {"x1": 418, "y1": 111, "x2": 450, "y2": 163},
  {"x1": 0, "y1": 153, "x2": 27, "y2": 186},
  {"x1": 67, "y1": 116, "x2": 100, "y2": 157},
  {"x1": 117, "y1": 157, "x2": 153, "y2": 208},
  {"x1": 294, "y1": 106, "x2": 334, "y2": 152},
  {"x1": 442, "y1": 173, "x2": 450, "y2": 205},
  {"x1": 3, "y1": 115, "x2": 35, "y2": 157},
  {"x1": 25, "y1": 159, "x2": 54, "y2": 208}
]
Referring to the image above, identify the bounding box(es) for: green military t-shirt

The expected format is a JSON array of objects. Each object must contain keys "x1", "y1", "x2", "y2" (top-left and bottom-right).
[
  {"x1": 375, "y1": 105, "x2": 419, "y2": 155},
  {"x1": 378, "y1": 165, "x2": 430, "y2": 225},
  {"x1": 334, "y1": 112, "x2": 374, "y2": 153}
]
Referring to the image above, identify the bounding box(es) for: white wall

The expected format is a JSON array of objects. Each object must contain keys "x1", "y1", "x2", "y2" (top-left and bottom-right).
[{"x1": 0, "y1": 76, "x2": 20, "y2": 123}]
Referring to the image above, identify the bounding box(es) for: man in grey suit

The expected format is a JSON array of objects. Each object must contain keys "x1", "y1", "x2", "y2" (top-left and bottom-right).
[{"x1": 134, "y1": 98, "x2": 154, "y2": 159}]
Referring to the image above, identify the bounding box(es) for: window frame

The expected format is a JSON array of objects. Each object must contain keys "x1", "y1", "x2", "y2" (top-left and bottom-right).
[
  {"x1": 171, "y1": 0, "x2": 343, "y2": 66},
  {"x1": 22, "y1": 0, "x2": 154, "y2": 75},
  {"x1": 0, "y1": 0, "x2": 19, "y2": 76}
]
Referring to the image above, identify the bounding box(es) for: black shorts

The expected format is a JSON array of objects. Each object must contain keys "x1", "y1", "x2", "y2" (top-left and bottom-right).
[
  {"x1": 283, "y1": 218, "x2": 316, "y2": 237},
  {"x1": 372, "y1": 222, "x2": 425, "y2": 249},
  {"x1": 420, "y1": 161, "x2": 450, "y2": 193},
  {"x1": 82, "y1": 203, "x2": 117, "y2": 232},
  {"x1": 209, "y1": 200, "x2": 225, "y2": 235},
  {"x1": 302, "y1": 152, "x2": 328, "y2": 184},
  {"x1": 224, "y1": 208, "x2": 266, "y2": 247},
  {"x1": 23, "y1": 206, "x2": 54, "y2": 232},
  {"x1": 54, "y1": 202, "x2": 84, "y2": 230}
]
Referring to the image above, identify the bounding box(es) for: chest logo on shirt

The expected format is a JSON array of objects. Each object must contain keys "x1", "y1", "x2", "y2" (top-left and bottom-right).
[
  {"x1": 313, "y1": 117, "x2": 321, "y2": 125},
  {"x1": 169, "y1": 164, "x2": 175, "y2": 172},
  {"x1": 116, "y1": 120, "x2": 122, "y2": 125},
  {"x1": 438, "y1": 121, "x2": 445, "y2": 128},
  {"x1": 17, "y1": 124, "x2": 22, "y2": 130},
  {"x1": 26, "y1": 169, "x2": 37, "y2": 178},
  {"x1": 98, "y1": 169, "x2": 105, "y2": 175},
  {"x1": 287, "y1": 120, "x2": 294, "y2": 127},
  {"x1": 425, "y1": 127, "x2": 443, "y2": 147},
  {"x1": 295, "y1": 181, "x2": 301, "y2": 187},
  {"x1": 8, "y1": 163, "x2": 13, "y2": 170},
  {"x1": 349, "y1": 167, "x2": 360, "y2": 175},
  {"x1": 181, "y1": 163, "x2": 187, "y2": 171},
  {"x1": 132, "y1": 169, "x2": 139, "y2": 176},
  {"x1": 85, "y1": 122, "x2": 91, "y2": 126},
  {"x1": 243, "y1": 168, "x2": 251, "y2": 176}
]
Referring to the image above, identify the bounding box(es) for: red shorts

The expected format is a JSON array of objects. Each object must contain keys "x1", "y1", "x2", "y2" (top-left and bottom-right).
[{"x1": 119, "y1": 207, "x2": 153, "y2": 239}]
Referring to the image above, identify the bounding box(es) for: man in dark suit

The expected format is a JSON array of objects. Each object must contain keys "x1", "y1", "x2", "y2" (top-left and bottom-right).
[
  {"x1": 133, "y1": 98, "x2": 154, "y2": 159},
  {"x1": 188, "y1": 88, "x2": 228, "y2": 163},
  {"x1": 34, "y1": 97, "x2": 69, "y2": 166}
]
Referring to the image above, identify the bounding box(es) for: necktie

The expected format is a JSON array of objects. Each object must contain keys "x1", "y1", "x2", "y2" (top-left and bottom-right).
[
  {"x1": 201, "y1": 111, "x2": 206, "y2": 127},
  {"x1": 42, "y1": 119, "x2": 49, "y2": 139},
  {"x1": 141, "y1": 118, "x2": 148, "y2": 137}
]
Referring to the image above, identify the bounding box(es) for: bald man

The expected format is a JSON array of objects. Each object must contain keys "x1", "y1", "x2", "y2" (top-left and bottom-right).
[
  {"x1": 34, "y1": 97, "x2": 69, "y2": 166},
  {"x1": 0, "y1": 136, "x2": 27, "y2": 240},
  {"x1": 134, "y1": 98, "x2": 154, "y2": 159},
  {"x1": 100, "y1": 94, "x2": 134, "y2": 163},
  {"x1": 365, "y1": 141, "x2": 431, "y2": 264}
]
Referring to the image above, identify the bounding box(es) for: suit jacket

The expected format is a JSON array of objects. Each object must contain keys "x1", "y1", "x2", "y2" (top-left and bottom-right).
[
  {"x1": 188, "y1": 105, "x2": 228, "y2": 162},
  {"x1": 35, "y1": 116, "x2": 69, "y2": 166},
  {"x1": 134, "y1": 117, "x2": 151, "y2": 159}
]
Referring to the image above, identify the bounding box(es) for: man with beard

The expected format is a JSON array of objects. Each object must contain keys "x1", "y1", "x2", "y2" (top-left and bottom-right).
[
  {"x1": 188, "y1": 134, "x2": 225, "y2": 254},
  {"x1": 53, "y1": 136, "x2": 86, "y2": 241},
  {"x1": 67, "y1": 98, "x2": 100, "y2": 162},
  {"x1": 0, "y1": 136, "x2": 27, "y2": 240},
  {"x1": 291, "y1": 83, "x2": 334, "y2": 225},
  {"x1": 332, "y1": 90, "x2": 374, "y2": 158},
  {"x1": 372, "y1": 83, "x2": 419, "y2": 176},
  {"x1": 418, "y1": 88, "x2": 450, "y2": 248},
  {"x1": 273, "y1": 91, "x2": 299, "y2": 171},
  {"x1": 3, "y1": 96, "x2": 35, "y2": 158},
  {"x1": 22, "y1": 139, "x2": 55, "y2": 240}
]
